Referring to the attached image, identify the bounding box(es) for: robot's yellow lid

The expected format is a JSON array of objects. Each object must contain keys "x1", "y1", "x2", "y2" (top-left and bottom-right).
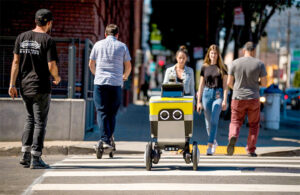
[
  {"x1": 149, "y1": 96, "x2": 194, "y2": 103},
  {"x1": 149, "y1": 96, "x2": 194, "y2": 115}
]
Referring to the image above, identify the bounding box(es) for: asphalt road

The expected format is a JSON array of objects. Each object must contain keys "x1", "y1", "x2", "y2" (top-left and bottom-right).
[
  {"x1": 2, "y1": 154, "x2": 300, "y2": 195},
  {"x1": 0, "y1": 155, "x2": 65, "y2": 195}
]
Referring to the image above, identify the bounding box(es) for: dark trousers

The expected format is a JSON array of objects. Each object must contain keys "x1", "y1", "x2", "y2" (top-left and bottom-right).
[
  {"x1": 21, "y1": 93, "x2": 50, "y2": 156},
  {"x1": 93, "y1": 85, "x2": 121, "y2": 143}
]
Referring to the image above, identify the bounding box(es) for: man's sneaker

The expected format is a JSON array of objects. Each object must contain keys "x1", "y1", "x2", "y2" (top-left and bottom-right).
[
  {"x1": 30, "y1": 156, "x2": 50, "y2": 169},
  {"x1": 20, "y1": 152, "x2": 31, "y2": 168},
  {"x1": 212, "y1": 141, "x2": 218, "y2": 154},
  {"x1": 206, "y1": 147, "x2": 213, "y2": 155},
  {"x1": 227, "y1": 136, "x2": 237, "y2": 156},
  {"x1": 248, "y1": 152, "x2": 257, "y2": 157},
  {"x1": 103, "y1": 142, "x2": 113, "y2": 149}
]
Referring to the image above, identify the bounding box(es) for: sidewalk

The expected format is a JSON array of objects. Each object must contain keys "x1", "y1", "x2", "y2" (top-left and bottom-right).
[{"x1": 1, "y1": 103, "x2": 299, "y2": 157}]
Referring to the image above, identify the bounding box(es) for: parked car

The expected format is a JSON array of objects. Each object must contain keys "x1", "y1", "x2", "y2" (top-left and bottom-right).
[
  {"x1": 284, "y1": 88, "x2": 300, "y2": 106},
  {"x1": 291, "y1": 92, "x2": 300, "y2": 110}
]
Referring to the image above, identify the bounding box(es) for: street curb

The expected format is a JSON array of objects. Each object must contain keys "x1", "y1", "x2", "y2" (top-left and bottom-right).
[
  {"x1": 0, "y1": 146, "x2": 21, "y2": 156},
  {"x1": 0, "y1": 146, "x2": 144, "y2": 156},
  {"x1": 0, "y1": 146, "x2": 299, "y2": 157}
]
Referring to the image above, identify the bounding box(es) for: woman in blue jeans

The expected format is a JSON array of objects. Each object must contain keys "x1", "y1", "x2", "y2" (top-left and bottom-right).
[{"x1": 196, "y1": 45, "x2": 228, "y2": 155}]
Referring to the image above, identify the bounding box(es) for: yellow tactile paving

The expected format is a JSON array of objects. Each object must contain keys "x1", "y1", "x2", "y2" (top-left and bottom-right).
[{"x1": 186, "y1": 145, "x2": 247, "y2": 155}]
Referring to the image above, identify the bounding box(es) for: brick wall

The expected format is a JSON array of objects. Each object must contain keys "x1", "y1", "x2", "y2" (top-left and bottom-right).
[
  {"x1": 0, "y1": 0, "x2": 143, "y2": 101},
  {"x1": 1, "y1": 0, "x2": 100, "y2": 41}
]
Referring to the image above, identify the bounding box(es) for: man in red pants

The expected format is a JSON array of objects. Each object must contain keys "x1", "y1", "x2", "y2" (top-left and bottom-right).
[{"x1": 226, "y1": 42, "x2": 267, "y2": 157}]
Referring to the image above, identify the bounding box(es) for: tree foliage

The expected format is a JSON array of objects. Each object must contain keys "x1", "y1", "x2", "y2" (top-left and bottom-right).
[
  {"x1": 150, "y1": 0, "x2": 300, "y2": 59},
  {"x1": 293, "y1": 70, "x2": 300, "y2": 87},
  {"x1": 221, "y1": 0, "x2": 300, "y2": 58}
]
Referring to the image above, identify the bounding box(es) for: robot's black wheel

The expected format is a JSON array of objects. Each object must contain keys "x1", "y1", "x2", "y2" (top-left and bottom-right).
[
  {"x1": 152, "y1": 149, "x2": 161, "y2": 164},
  {"x1": 184, "y1": 152, "x2": 192, "y2": 164},
  {"x1": 192, "y1": 141, "x2": 199, "y2": 171},
  {"x1": 145, "y1": 142, "x2": 153, "y2": 171}
]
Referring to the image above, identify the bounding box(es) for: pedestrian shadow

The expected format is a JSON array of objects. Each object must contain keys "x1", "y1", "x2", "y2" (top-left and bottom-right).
[
  {"x1": 48, "y1": 165, "x2": 298, "y2": 173},
  {"x1": 151, "y1": 166, "x2": 252, "y2": 171},
  {"x1": 49, "y1": 165, "x2": 146, "y2": 170},
  {"x1": 48, "y1": 164, "x2": 242, "y2": 171}
]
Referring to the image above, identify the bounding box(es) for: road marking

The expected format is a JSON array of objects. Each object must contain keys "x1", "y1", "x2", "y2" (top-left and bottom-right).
[
  {"x1": 31, "y1": 183, "x2": 300, "y2": 192},
  {"x1": 52, "y1": 162, "x2": 300, "y2": 168},
  {"x1": 43, "y1": 170, "x2": 300, "y2": 177},
  {"x1": 22, "y1": 171, "x2": 46, "y2": 195},
  {"x1": 62, "y1": 158, "x2": 300, "y2": 163},
  {"x1": 273, "y1": 137, "x2": 300, "y2": 144}
]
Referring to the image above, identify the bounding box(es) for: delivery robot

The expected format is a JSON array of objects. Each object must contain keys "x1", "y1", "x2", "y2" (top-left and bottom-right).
[{"x1": 145, "y1": 83, "x2": 199, "y2": 171}]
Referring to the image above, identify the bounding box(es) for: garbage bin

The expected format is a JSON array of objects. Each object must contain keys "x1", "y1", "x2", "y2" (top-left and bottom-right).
[{"x1": 264, "y1": 84, "x2": 283, "y2": 130}]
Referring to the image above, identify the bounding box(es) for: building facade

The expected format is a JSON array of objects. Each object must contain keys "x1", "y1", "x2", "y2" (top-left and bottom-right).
[{"x1": 0, "y1": 0, "x2": 143, "y2": 104}]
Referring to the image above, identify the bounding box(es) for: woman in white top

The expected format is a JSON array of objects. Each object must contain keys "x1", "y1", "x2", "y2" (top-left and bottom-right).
[{"x1": 163, "y1": 46, "x2": 195, "y2": 97}]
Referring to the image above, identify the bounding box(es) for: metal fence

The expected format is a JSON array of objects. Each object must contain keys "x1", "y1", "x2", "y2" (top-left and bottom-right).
[
  {"x1": 0, "y1": 36, "x2": 87, "y2": 98},
  {"x1": 0, "y1": 36, "x2": 95, "y2": 131}
]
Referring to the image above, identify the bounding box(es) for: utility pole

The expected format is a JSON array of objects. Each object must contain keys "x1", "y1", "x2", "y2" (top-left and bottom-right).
[
  {"x1": 286, "y1": 10, "x2": 291, "y2": 88},
  {"x1": 205, "y1": 0, "x2": 210, "y2": 48}
]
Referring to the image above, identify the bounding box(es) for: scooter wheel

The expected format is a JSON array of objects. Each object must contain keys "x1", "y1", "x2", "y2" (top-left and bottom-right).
[
  {"x1": 109, "y1": 152, "x2": 114, "y2": 158},
  {"x1": 96, "y1": 142, "x2": 103, "y2": 159},
  {"x1": 145, "y1": 142, "x2": 153, "y2": 171},
  {"x1": 192, "y1": 141, "x2": 199, "y2": 171}
]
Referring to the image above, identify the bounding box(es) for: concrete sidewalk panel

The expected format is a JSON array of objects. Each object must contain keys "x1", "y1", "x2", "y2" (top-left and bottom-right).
[
  {"x1": 0, "y1": 98, "x2": 86, "y2": 141},
  {"x1": 0, "y1": 99, "x2": 24, "y2": 141}
]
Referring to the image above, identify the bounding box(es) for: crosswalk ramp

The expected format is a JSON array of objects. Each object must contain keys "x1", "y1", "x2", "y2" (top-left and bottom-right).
[{"x1": 25, "y1": 154, "x2": 300, "y2": 194}]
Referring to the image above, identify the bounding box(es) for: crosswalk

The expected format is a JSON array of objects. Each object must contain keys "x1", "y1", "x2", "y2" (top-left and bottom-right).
[{"x1": 24, "y1": 154, "x2": 300, "y2": 194}]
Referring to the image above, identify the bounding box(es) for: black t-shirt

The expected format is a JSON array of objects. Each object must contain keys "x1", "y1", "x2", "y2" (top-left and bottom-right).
[
  {"x1": 200, "y1": 64, "x2": 227, "y2": 88},
  {"x1": 13, "y1": 30, "x2": 58, "y2": 95}
]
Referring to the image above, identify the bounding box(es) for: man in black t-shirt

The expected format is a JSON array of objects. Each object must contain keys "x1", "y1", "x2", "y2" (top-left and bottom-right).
[{"x1": 9, "y1": 9, "x2": 61, "y2": 169}]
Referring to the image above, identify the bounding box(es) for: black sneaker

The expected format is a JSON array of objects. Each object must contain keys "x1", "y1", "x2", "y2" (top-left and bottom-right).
[
  {"x1": 227, "y1": 137, "x2": 237, "y2": 156},
  {"x1": 20, "y1": 152, "x2": 31, "y2": 168},
  {"x1": 248, "y1": 152, "x2": 257, "y2": 157},
  {"x1": 30, "y1": 156, "x2": 50, "y2": 169}
]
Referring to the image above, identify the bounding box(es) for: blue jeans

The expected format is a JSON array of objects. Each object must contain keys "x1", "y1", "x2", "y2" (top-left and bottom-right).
[
  {"x1": 21, "y1": 93, "x2": 50, "y2": 156},
  {"x1": 202, "y1": 87, "x2": 223, "y2": 144},
  {"x1": 94, "y1": 85, "x2": 121, "y2": 143}
]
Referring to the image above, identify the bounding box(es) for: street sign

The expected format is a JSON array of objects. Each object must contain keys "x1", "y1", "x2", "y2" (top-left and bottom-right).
[
  {"x1": 234, "y1": 7, "x2": 245, "y2": 26},
  {"x1": 150, "y1": 24, "x2": 162, "y2": 44},
  {"x1": 291, "y1": 50, "x2": 300, "y2": 73}
]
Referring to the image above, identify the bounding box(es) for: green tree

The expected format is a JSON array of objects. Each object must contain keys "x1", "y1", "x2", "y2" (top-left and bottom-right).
[
  {"x1": 150, "y1": 0, "x2": 300, "y2": 60},
  {"x1": 293, "y1": 70, "x2": 300, "y2": 87},
  {"x1": 220, "y1": 0, "x2": 300, "y2": 58}
]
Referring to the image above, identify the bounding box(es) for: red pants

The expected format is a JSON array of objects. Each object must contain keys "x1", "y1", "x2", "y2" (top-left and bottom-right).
[{"x1": 229, "y1": 99, "x2": 260, "y2": 153}]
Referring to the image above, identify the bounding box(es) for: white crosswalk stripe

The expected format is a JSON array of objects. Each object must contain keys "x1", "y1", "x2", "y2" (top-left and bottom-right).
[
  {"x1": 63, "y1": 158, "x2": 300, "y2": 163},
  {"x1": 31, "y1": 183, "x2": 300, "y2": 192},
  {"x1": 27, "y1": 154, "x2": 300, "y2": 194},
  {"x1": 44, "y1": 170, "x2": 300, "y2": 177},
  {"x1": 53, "y1": 162, "x2": 300, "y2": 168}
]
